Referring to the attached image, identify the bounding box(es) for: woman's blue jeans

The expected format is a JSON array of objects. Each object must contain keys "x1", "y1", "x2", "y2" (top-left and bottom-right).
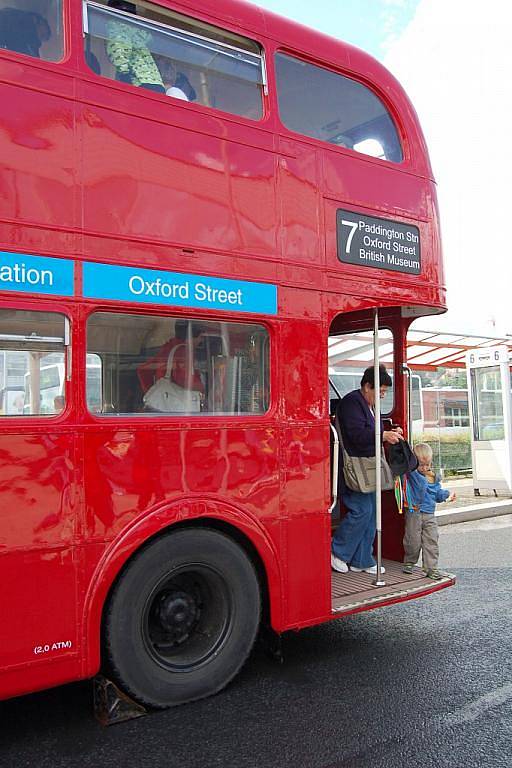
[{"x1": 332, "y1": 488, "x2": 376, "y2": 568}]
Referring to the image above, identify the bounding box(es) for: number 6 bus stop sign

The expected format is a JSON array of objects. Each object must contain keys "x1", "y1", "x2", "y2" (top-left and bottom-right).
[{"x1": 336, "y1": 209, "x2": 421, "y2": 275}]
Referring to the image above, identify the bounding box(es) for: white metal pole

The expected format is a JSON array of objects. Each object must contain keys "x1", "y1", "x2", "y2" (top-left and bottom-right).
[{"x1": 373, "y1": 308, "x2": 385, "y2": 586}]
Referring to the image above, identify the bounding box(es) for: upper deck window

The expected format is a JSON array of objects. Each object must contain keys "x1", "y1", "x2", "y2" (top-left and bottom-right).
[
  {"x1": 275, "y1": 52, "x2": 403, "y2": 163},
  {"x1": 0, "y1": 0, "x2": 63, "y2": 61},
  {"x1": 83, "y1": 1, "x2": 265, "y2": 120}
]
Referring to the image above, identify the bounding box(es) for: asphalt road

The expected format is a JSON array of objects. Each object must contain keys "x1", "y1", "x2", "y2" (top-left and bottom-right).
[{"x1": 1, "y1": 517, "x2": 511, "y2": 768}]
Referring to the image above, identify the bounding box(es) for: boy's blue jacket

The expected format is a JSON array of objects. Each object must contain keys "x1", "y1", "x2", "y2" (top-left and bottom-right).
[{"x1": 405, "y1": 470, "x2": 450, "y2": 514}]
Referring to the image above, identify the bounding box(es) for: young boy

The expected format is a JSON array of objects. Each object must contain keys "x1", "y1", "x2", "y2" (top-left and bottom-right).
[{"x1": 402, "y1": 443, "x2": 456, "y2": 580}]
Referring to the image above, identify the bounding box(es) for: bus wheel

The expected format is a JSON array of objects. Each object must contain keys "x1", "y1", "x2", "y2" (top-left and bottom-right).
[{"x1": 103, "y1": 528, "x2": 261, "y2": 708}]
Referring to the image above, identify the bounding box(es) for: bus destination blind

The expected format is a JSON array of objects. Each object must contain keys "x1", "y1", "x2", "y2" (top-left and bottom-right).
[{"x1": 336, "y1": 209, "x2": 421, "y2": 275}]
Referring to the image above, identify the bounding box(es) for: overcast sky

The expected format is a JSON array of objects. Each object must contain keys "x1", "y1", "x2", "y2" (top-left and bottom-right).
[{"x1": 255, "y1": 0, "x2": 512, "y2": 338}]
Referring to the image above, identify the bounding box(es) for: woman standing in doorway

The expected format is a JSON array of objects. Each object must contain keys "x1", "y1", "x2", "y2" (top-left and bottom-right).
[{"x1": 331, "y1": 365, "x2": 402, "y2": 575}]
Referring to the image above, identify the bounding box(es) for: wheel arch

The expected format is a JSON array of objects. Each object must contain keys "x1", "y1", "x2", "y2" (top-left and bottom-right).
[{"x1": 81, "y1": 500, "x2": 283, "y2": 678}]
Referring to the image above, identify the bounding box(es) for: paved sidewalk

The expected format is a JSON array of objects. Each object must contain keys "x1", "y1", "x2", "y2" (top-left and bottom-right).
[{"x1": 436, "y1": 475, "x2": 512, "y2": 525}]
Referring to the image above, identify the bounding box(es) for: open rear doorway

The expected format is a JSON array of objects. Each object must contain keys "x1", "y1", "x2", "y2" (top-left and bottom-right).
[{"x1": 327, "y1": 309, "x2": 452, "y2": 614}]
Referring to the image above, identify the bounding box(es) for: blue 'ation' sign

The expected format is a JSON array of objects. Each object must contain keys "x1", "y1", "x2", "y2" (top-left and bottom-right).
[
  {"x1": 0, "y1": 251, "x2": 74, "y2": 296},
  {"x1": 83, "y1": 262, "x2": 278, "y2": 315}
]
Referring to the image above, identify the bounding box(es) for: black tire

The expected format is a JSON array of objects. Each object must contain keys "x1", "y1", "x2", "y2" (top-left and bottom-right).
[{"x1": 103, "y1": 528, "x2": 261, "y2": 708}]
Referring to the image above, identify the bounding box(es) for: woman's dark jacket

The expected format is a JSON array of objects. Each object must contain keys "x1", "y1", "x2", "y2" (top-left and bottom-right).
[{"x1": 337, "y1": 389, "x2": 383, "y2": 457}]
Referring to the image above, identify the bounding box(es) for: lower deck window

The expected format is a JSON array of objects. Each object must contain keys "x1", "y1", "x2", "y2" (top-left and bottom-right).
[
  {"x1": 0, "y1": 309, "x2": 67, "y2": 416},
  {"x1": 86, "y1": 312, "x2": 269, "y2": 416}
]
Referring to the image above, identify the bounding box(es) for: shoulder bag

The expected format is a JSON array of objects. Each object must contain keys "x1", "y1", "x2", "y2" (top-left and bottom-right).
[
  {"x1": 143, "y1": 344, "x2": 201, "y2": 413},
  {"x1": 337, "y1": 418, "x2": 394, "y2": 493}
]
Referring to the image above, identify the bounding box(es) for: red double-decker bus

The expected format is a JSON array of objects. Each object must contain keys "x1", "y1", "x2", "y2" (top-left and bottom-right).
[{"x1": 0, "y1": 0, "x2": 453, "y2": 709}]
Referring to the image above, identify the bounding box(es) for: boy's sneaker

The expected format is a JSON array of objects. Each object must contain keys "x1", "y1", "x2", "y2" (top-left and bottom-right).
[
  {"x1": 331, "y1": 554, "x2": 348, "y2": 573},
  {"x1": 350, "y1": 564, "x2": 386, "y2": 575},
  {"x1": 402, "y1": 563, "x2": 415, "y2": 574},
  {"x1": 426, "y1": 568, "x2": 444, "y2": 580}
]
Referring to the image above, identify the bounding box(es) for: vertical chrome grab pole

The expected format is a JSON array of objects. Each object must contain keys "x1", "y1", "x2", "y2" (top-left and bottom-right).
[
  {"x1": 329, "y1": 423, "x2": 339, "y2": 513},
  {"x1": 373, "y1": 308, "x2": 386, "y2": 586}
]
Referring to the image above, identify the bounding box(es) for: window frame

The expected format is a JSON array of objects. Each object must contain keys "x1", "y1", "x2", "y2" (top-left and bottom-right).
[
  {"x1": 0, "y1": 0, "x2": 67, "y2": 65},
  {"x1": 0, "y1": 307, "x2": 71, "y2": 420},
  {"x1": 85, "y1": 307, "x2": 273, "y2": 420},
  {"x1": 81, "y1": 0, "x2": 268, "y2": 120},
  {"x1": 443, "y1": 405, "x2": 469, "y2": 428},
  {"x1": 328, "y1": 326, "x2": 396, "y2": 417},
  {"x1": 470, "y1": 365, "x2": 506, "y2": 442},
  {"x1": 273, "y1": 48, "x2": 405, "y2": 166}
]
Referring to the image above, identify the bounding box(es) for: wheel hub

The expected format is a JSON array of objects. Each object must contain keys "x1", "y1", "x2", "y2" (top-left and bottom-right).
[{"x1": 155, "y1": 589, "x2": 199, "y2": 641}]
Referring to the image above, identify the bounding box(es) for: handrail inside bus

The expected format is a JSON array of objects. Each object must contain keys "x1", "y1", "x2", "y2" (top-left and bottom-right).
[
  {"x1": 329, "y1": 376, "x2": 343, "y2": 401},
  {"x1": 402, "y1": 363, "x2": 413, "y2": 440},
  {"x1": 329, "y1": 421, "x2": 339, "y2": 514}
]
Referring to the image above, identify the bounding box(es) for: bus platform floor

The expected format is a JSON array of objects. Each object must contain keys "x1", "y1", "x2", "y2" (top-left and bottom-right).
[{"x1": 331, "y1": 559, "x2": 453, "y2": 616}]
